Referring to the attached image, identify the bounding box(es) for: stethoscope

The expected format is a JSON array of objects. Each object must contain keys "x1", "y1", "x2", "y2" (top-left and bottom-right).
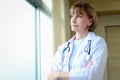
[
  {"x1": 62, "y1": 40, "x2": 92, "y2": 68},
  {"x1": 63, "y1": 40, "x2": 91, "y2": 55},
  {"x1": 84, "y1": 40, "x2": 91, "y2": 55},
  {"x1": 63, "y1": 42, "x2": 71, "y2": 53}
]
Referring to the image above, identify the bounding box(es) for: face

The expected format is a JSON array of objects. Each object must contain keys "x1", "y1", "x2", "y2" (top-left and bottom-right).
[{"x1": 70, "y1": 9, "x2": 92, "y2": 33}]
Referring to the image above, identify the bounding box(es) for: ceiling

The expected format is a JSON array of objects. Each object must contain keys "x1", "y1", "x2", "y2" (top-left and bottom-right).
[{"x1": 69, "y1": 0, "x2": 120, "y2": 15}]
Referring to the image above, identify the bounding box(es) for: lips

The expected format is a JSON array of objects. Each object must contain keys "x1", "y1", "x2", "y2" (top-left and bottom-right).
[{"x1": 72, "y1": 24, "x2": 78, "y2": 27}]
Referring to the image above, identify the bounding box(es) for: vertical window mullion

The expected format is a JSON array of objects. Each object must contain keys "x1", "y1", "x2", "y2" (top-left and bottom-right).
[
  {"x1": 27, "y1": 0, "x2": 53, "y2": 80},
  {"x1": 35, "y1": 8, "x2": 40, "y2": 80}
]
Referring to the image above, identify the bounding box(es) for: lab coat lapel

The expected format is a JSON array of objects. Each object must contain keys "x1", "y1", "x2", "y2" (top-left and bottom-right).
[
  {"x1": 62, "y1": 36, "x2": 74, "y2": 71},
  {"x1": 62, "y1": 32, "x2": 96, "y2": 71},
  {"x1": 74, "y1": 32, "x2": 96, "y2": 55},
  {"x1": 72, "y1": 32, "x2": 94, "y2": 68},
  {"x1": 74, "y1": 37, "x2": 88, "y2": 60}
]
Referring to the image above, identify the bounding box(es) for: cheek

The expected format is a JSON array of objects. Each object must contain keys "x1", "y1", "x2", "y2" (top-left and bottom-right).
[
  {"x1": 78, "y1": 20, "x2": 86, "y2": 27},
  {"x1": 78, "y1": 19, "x2": 88, "y2": 27}
]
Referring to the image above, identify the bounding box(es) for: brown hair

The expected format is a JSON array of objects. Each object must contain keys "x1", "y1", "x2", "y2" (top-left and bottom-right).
[{"x1": 70, "y1": 1, "x2": 98, "y2": 32}]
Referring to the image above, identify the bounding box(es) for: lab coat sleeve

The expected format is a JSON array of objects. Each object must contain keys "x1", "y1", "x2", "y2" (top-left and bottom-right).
[
  {"x1": 51, "y1": 44, "x2": 65, "y2": 72},
  {"x1": 70, "y1": 38, "x2": 108, "y2": 80}
]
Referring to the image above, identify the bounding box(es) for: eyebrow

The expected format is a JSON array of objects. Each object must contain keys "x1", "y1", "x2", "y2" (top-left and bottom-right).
[{"x1": 70, "y1": 7, "x2": 85, "y2": 15}]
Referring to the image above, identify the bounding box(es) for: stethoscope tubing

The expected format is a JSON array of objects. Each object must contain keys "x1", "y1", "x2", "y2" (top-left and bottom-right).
[{"x1": 62, "y1": 40, "x2": 92, "y2": 67}]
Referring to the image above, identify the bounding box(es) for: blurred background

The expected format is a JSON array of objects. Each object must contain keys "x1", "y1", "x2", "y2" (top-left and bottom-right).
[{"x1": 0, "y1": 0, "x2": 120, "y2": 80}]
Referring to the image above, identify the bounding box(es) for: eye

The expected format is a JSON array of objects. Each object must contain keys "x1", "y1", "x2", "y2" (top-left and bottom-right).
[{"x1": 77, "y1": 15, "x2": 83, "y2": 18}]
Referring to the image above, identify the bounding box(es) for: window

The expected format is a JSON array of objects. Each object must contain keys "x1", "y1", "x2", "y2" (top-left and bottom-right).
[
  {"x1": 39, "y1": 0, "x2": 53, "y2": 79},
  {"x1": 27, "y1": 0, "x2": 53, "y2": 80},
  {"x1": 0, "y1": 0, "x2": 53, "y2": 80},
  {"x1": 40, "y1": 11, "x2": 53, "y2": 80},
  {"x1": 0, "y1": 0, "x2": 36, "y2": 80}
]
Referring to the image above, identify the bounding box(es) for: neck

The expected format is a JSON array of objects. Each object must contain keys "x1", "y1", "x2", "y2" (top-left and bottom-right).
[{"x1": 75, "y1": 31, "x2": 88, "y2": 40}]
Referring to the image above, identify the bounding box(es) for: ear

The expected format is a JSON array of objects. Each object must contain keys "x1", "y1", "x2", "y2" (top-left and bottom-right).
[{"x1": 88, "y1": 18, "x2": 93, "y2": 26}]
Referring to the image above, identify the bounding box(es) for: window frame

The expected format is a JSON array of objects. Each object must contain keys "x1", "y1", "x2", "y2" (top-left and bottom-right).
[
  {"x1": 26, "y1": 0, "x2": 52, "y2": 80},
  {"x1": 27, "y1": 0, "x2": 52, "y2": 17}
]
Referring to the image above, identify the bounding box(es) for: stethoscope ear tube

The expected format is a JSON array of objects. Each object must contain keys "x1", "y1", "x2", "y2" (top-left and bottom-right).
[
  {"x1": 63, "y1": 40, "x2": 91, "y2": 56},
  {"x1": 63, "y1": 40, "x2": 91, "y2": 65},
  {"x1": 63, "y1": 42, "x2": 71, "y2": 53},
  {"x1": 84, "y1": 40, "x2": 91, "y2": 55}
]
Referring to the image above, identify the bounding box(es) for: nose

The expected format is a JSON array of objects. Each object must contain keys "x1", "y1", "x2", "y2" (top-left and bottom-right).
[{"x1": 71, "y1": 16, "x2": 77, "y2": 23}]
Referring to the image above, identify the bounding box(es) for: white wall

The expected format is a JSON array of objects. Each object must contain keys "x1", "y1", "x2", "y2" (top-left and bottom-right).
[{"x1": 52, "y1": 0, "x2": 71, "y2": 52}]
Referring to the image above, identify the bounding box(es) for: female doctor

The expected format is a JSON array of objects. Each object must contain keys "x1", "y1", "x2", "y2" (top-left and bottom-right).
[{"x1": 48, "y1": 1, "x2": 108, "y2": 80}]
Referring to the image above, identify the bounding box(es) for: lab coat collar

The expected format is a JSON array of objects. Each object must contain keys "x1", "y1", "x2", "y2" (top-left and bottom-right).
[
  {"x1": 86, "y1": 32, "x2": 97, "y2": 40},
  {"x1": 62, "y1": 32, "x2": 96, "y2": 71},
  {"x1": 68, "y1": 32, "x2": 96, "y2": 42}
]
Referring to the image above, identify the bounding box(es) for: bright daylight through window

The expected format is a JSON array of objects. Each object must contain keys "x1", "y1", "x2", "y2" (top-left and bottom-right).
[{"x1": 0, "y1": 0, "x2": 36, "y2": 80}]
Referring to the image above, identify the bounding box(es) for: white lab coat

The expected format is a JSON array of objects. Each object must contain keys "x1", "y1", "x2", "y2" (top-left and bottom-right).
[{"x1": 52, "y1": 32, "x2": 108, "y2": 80}]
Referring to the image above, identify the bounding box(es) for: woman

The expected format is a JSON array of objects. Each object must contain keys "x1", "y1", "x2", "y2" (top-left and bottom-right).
[{"x1": 48, "y1": 1, "x2": 108, "y2": 80}]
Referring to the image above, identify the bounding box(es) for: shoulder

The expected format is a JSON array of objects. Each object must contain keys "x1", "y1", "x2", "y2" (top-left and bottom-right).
[
  {"x1": 88, "y1": 32, "x2": 108, "y2": 57},
  {"x1": 56, "y1": 41, "x2": 70, "y2": 54},
  {"x1": 93, "y1": 33, "x2": 106, "y2": 45},
  {"x1": 88, "y1": 32, "x2": 106, "y2": 43},
  {"x1": 58, "y1": 35, "x2": 75, "y2": 49},
  {"x1": 58, "y1": 42, "x2": 68, "y2": 49},
  {"x1": 89, "y1": 32, "x2": 107, "y2": 50}
]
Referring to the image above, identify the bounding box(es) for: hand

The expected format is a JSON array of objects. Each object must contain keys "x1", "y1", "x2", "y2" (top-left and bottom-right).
[
  {"x1": 48, "y1": 72, "x2": 59, "y2": 80},
  {"x1": 48, "y1": 72, "x2": 69, "y2": 80},
  {"x1": 87, "y1": 61, "x2": 93, "y2": 68}
]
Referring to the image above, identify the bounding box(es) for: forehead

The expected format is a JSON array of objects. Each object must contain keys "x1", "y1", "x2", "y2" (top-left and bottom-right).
[{"x1": 70, "y1": 7, "x2": 87, "y2": 15}]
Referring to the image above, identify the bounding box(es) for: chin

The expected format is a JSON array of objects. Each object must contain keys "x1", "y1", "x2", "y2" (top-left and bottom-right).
[{"x1": 71, "y1": 28, "x2": 78, "y2": 32}]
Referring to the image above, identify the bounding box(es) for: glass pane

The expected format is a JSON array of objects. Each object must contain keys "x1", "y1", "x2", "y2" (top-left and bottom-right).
[
  {"x1": 42, "y1": 0, "x2": 52, "y2": 10},
  {"x1": 40, "y1": 11, "x2": 53, "y2": 80},
  {"x1": 0, "y1": 1, "x2": 36, "y2": 80}
]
